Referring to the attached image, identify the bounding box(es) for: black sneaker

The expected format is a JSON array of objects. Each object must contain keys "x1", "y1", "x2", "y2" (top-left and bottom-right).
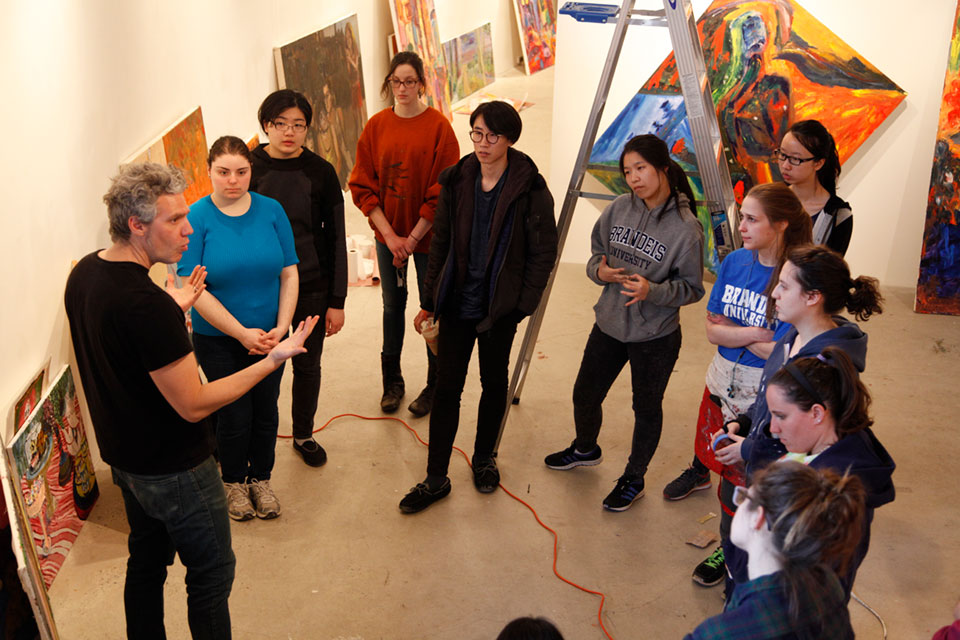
[
  {"x1": 692, "y1": 546, "x2": 726, "y2": 587},
  {"x1": 472, "y1": 455, "x2": 500, "y2": 493},
  {"x1": 544, "y1": 442, "x2": 603, "y2": 470},
  {"x1": 399, "y1": 478, "x2": 451, "y2": 514},
  {"x1": 293, "y1": 439, "x2": 327, "y2": 467},
  {"x1": 662, "y1": 466, "x2": 711, "y2": 500},
  {"x1": 602, "y1": 475, "x2": 645, "y2": 512}
]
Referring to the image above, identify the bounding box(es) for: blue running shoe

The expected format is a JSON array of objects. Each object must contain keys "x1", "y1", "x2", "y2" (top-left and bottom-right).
[
  {"x1": 544, "y1": 442, "x2": 603, "y2": 470},
  {"x1": 602, "y1": 475, "x2": 645, "y2": 511}
]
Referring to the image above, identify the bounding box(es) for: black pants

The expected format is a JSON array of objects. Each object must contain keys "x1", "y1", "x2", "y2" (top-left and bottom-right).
[
  {"x1": 291, "y1": 291, "x2": 329, "y2": 440},
  {"x1": 426, "y1": 315, "x2": 520, "y2": 478},
  {"x1": 572, "y1": 324, "x2": 682, "y2": 479}
]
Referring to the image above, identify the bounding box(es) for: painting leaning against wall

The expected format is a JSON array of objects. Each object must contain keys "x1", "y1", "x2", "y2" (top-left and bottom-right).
[
  {"x1": 7, "y1": 365, "x2": 99, "y2": 589},
  {"x1": 916, "y1": 0, "x2": 960, "y2": 315},
  {"x1": 275, "y1": 15, "x2": 368, "y2": 190},
  {"x1": 514, "y1": 0, "x2": 557, "y2": 75},
  {"x1": 442, "y1": 23, "x2": 495, "y2": 104}
]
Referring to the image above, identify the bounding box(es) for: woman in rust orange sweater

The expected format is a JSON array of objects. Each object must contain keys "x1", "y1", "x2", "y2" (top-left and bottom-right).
[{"x1": 349, "y1": 51, "x2": 459, "y2": 416}]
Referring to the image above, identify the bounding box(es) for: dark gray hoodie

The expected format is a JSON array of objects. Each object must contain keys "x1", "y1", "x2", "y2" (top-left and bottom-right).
[{"x1": 587, "y1": 192, "x2": 705, "y2": 343}]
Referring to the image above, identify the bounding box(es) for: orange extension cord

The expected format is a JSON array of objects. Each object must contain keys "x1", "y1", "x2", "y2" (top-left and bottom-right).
[{"x1": 279, "y1": 413, "x2": 616, "y2": 640}]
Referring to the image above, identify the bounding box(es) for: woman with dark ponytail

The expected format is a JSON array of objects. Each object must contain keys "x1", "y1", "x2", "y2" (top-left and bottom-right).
[
  {"x1": 686, "y1": 462, "x2": 865, "y2": 639},
  {"x1": 775, "y1": 120, "x2": 852, "y2": 255},
  {"x1": 544, "y1": 134, "x2": 705, "y2": 512},
  {"x1": 752, "y1": 347, "x2": 895, "y2": 598}
]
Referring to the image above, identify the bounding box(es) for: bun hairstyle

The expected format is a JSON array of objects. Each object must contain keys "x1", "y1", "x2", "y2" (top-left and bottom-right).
[
  {"x1": 769, "y1": 346, "x2": 873, "y2": 438},
  {"x1": 785, "y1": 245, "x2": 884, "y2": 321},
  {"x1": 786, "y1": 120, "x2": 841, "y2": 196},
  {"x1": 618, "y1": 134, "x2": 695, "y2": 217},
  {"x1": 207, "y1": 136, "x2": 253, "y2": 168},
  {"x1": 749, "y1": 461, "x2": 866, "y2": 627},
  {"x1": 746, "y1": 183, "x2": 812, "y2": 321}
]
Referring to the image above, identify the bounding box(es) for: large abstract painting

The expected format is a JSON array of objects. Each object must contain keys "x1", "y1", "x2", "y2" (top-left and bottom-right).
[
  {"x1": 7, "y1": 366, "x2": 99, "y2": 588},
  {"x1": 123, "y1": 107, "x2": 212, "y2": 206},
  {"x1": 589, "y1": 0, "x2": 906, "y2": 271},
  {"x1": 389, "y1": 0, "x2": 453, "y2": 120},
  {"x1": 514, "y1": 0, "x2": 557, "y2": 75},
  {"x1": 442, "y1": 24, "x2": 495, "y2": 104},
  {"x1": 275, "y1": 15, "x2": 368, "y2": 190},
  {"x1": 916, "y1": 2, "x2": 960, "y2": 315}
]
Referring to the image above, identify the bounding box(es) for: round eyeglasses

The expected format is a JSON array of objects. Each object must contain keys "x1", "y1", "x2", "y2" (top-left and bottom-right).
[
  {"x1": 773, "y1": 149, "x2": 817, "y2": 167},
  {"x1": 469, "y1": 130, "x2": 501, "y2": 144}
]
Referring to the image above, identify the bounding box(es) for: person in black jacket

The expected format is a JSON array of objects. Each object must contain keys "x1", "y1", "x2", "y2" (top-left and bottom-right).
[
  {"x1": 249, "y1": 90, "x2": 347, "y2": 468},
  {"x1": 722, "y1": 346, "x2": 895, "y2": 600},
  {"x1": 398, "y1": 101, "x2": 558, "y2": 514}
]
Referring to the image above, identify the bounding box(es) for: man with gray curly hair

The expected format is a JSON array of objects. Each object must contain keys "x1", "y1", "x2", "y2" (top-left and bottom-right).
[{"x1": 65, "y1": 163, "x2": 318, "y2": 639}]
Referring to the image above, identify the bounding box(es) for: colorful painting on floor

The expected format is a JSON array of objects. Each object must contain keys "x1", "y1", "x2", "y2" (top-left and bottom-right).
[
  {"x1": 442, "y1": 24, "x2": 495, "y2": 104},
  {"x1": 916, "y1": 2, "x2": 960, "y2": 315},
  {"x1": 123, "y1": 107, "x2": 212, "y2": 206},
  {"x1": 513, "y1": 0, "x2": 557, "y2": 75},
  {"x1": 275, "y1": 14, "x2": 368, "y2": 190},
  {"x1": 7, "y1": 366, "x2": 100, "y2": 588},
  {"x1": 588, "y1": 0, "x2": 906, "y2": 271},
  {"x1": 389, "y1": 0, "x2": 453, "y2": 120}
]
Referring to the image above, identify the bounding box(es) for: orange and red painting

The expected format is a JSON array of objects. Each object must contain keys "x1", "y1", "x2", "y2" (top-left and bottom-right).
[
  {"x1": 389, "y1": 0, "x2": 452, "y2": 120},
  {"x1": 514, "y1": 0, "x2": 557, "y2": 75},
  {"x1": 123, "y1": 106, "x2": 212, "y2": 206},
  {"x1": 590, "y1": 0, "x2": 905, "y2": 202},
  {"x1": 916, "y1": 1, "x2": 960, "y2": 315}
]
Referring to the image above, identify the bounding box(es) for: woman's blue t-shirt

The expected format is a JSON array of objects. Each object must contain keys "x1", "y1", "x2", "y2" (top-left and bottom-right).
[
  {"x1": 706, "y1": 248, "x2": 791, "y2": 369},
  {"x1": 178, "y1": 192, "x2": 298, "y2": 337}
]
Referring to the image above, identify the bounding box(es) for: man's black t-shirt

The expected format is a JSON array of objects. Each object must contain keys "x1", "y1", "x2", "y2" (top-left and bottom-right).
[{"x1": 64, "y1": 252, "x2": 215, "y2": 474}]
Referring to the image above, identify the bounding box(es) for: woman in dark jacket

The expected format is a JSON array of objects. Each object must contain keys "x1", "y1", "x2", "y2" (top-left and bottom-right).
[{"x1": 399, "y1": 101, "x2": 558, "y2": 514}]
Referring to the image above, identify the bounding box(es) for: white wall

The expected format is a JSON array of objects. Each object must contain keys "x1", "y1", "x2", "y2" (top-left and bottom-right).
[
  {"x1": 0, "y1": 0, "x2": 520, "y2": 437},
  {"x1": 550, "y1": 0, "x2": 957, "y2": 289},
  {"x1": 434, "y1": 0, "x2": 523, "y2": 74}
]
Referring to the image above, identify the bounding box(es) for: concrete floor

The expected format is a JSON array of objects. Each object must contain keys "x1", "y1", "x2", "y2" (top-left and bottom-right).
[{"x1": 49, "y1": 69, "x2": 960, "y2": 638}]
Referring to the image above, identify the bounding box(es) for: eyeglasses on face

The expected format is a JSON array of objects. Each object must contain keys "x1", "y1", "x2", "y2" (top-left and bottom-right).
[
  {"x1": 271, "y1": 121, "x2": 307, "y2": 133},
  {"x1": 469, "y1": 130, "x2": 501, "y2": 144},
  {"x1": 773, "y1": 149, "x2": 817, "y2": 167},
  {"x1": 389, "y1": 77, "x2": 420, "y2": 89},
  {"x1": 732, "y1": 485, "x2": 753, "y2": 507}
]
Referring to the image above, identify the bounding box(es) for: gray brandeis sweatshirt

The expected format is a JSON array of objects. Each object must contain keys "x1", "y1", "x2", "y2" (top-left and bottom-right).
[{"x1": 587, "y1": 192, "x2": 705, "y2": 343}]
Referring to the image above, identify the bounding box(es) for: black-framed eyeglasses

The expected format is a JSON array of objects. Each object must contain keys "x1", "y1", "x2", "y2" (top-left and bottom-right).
[
  {"x1": 389, "y1": 77, "x2": 420, "y2": 89},
  {"x1": 773, "y1": 149, "x2": 817, "y2": 167},
  {"x1": 469, "y1": 130, "x2": 501, "y2": 144},
  {"x1": 271, "y1": 120, "x2": 307, "y2": 133}
]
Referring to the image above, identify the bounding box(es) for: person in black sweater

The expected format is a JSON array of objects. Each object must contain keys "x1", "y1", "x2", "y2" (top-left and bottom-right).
[{"x1": 250, "y1": 90, "x2": 347, "y2": 468}]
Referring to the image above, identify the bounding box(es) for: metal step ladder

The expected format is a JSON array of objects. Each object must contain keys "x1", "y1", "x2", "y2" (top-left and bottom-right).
[{"x1": 494, "y1": 0, "x2": 741, "y2": 449}]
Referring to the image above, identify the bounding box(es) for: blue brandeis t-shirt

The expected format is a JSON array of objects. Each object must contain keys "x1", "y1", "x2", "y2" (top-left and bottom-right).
[
  {"x1": 179, "y1": 192, "x2": 299, "y2": 337},
  {"x1": 706, "y1": 248, "x2": 791, "y2": 369}
]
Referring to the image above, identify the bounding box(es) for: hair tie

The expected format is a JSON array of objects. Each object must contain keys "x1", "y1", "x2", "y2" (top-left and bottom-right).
[{"x1": 783, "y1": 362, "x2": 825, "y2": 407}]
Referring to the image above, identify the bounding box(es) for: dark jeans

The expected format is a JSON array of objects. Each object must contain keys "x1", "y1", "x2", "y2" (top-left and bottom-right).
[
  {"x1": 193, "y1": 334, "x2": 284, "y2": 483},
  {"x1": 291, "y1": 291, "x2": 329, "y2": 439},
  {"x1": 573, "y1": 324, "x2": 682, "y2": 479},
  {"x1": 426, "y1": 314, "x2": 520, "y2": 477},
  {"x1": 376, "y1": 240, "x2": 429, "y2": 357},
  {"x1": 112, "y1": 457, "x2": 235, "y2": 640}
]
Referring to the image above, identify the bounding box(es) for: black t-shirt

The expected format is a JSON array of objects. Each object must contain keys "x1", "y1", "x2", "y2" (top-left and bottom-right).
[{"x1": 64, "y1": 252, "x2": 215, "y2": 474}]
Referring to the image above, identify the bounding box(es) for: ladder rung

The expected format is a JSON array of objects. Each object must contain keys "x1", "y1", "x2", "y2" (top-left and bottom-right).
[{"x1": 572, "y1": 190, "x2": 618, "y2": 201}]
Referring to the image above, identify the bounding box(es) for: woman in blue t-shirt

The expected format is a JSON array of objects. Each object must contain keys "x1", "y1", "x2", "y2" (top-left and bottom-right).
[
  {"x1": 662, "y1": 182, "x2": 811, "y2": 587},
  {"x1": 178, "y1": 136, "x2": 299, "y2": 522}
]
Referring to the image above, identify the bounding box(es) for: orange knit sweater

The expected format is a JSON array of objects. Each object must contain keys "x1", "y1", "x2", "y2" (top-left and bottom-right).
[{"x1": 348, "y1": 106, "x2": 459, "y2": 252}]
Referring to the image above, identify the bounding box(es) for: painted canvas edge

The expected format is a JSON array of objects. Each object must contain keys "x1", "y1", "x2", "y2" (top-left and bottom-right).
[
  {"x1": 512, "y1": 0, "x2": 532, "y2": 76},
  {"x1": 120, "y1": 106, "x2": 203, "y2": 167},
  {"x1": 10, "y1": 360, "x2": 50, "y2": 434}
]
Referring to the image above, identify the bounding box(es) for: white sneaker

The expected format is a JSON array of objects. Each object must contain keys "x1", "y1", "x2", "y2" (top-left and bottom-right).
[
  {"x1": 223, "y1": 482, "x2": 255, "y2": 521},
  {"x1": 248, "y1": 479, "x2": 281, "y2": 519}
]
